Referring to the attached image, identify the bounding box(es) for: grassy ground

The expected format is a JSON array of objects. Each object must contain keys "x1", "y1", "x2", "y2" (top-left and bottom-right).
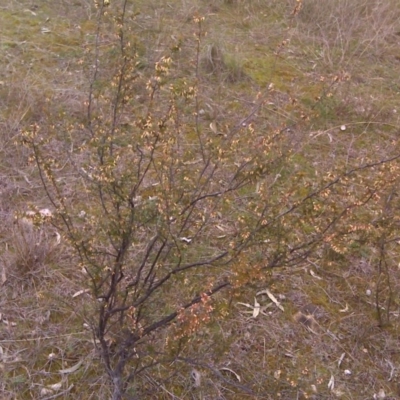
[{"x1": 1, "y1": 0, "x2": 400, "y2": 398}]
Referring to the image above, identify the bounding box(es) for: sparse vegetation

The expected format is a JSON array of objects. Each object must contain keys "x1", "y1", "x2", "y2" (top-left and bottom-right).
[{"x1": 1, "y1": 0, "x2": 400, "y2": 399}]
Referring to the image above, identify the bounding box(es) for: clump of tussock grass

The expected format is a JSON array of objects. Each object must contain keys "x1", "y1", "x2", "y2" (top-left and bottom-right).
[
  {"x1": 296, "y1": 0, "x2": 400, "y2": 68},
  {"x1": 5, "y1": 214, "x2": 58, "y2": 280},
  {"x1": 201, "y1": 44, "x2": 247, "y2": 83}
]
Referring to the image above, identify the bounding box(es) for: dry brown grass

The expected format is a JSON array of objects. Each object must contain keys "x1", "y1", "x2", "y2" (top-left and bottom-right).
[
  {"x1": 1, "y1": 0, "x2": 400, "y2": 399},
  {"x1": 296, "y1": 0, "x2": 400, "y2": 69}
]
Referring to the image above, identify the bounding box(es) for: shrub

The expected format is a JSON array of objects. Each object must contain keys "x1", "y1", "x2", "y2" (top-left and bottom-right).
[{"x1": 19, "y1": 0, "x2": 400, "y2": 398}]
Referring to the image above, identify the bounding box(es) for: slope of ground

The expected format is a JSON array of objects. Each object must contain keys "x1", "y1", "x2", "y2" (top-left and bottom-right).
[{"x1": 1, "y1": 1, "x2": 400, "y2": 398}]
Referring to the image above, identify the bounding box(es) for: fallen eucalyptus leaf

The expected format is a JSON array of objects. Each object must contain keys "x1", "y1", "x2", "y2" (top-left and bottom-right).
[
  {"x1": 310, "y1": 269, "x2": 322, "y2": 280},
  {"x1": 48, "y1": 382, "x2": 62, "y2": 391},
  {"x1": 59, "y1": 360, "x2": 83, "y2": 374},
  {"x1": 339, "y1": 304, "x2": 349, "y2": 313},
  {"x1": 256, "y1": 289, "x2": 284, "y2": 311},
  {"x1": 220, "y1": 367, "x2": 241, "y2": 382},
  {"x1": 72, "y1": 289, "x2": 90, "y2": 298},
  {"x1": 55, "y1": 231, "x2": 61, "y2": 244},
  {"x1": 338, "y1": 352, "x2": 345, "y2": 367},
  {"x1": 253, "y1": 298, "x2": 260, "y2": 318},
  {"x1": 209, "y1": 121, "x2": 218, "y2": 135},
  {"x1": 328, "y1": 374, "x2": 335, "y2": 390}
]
